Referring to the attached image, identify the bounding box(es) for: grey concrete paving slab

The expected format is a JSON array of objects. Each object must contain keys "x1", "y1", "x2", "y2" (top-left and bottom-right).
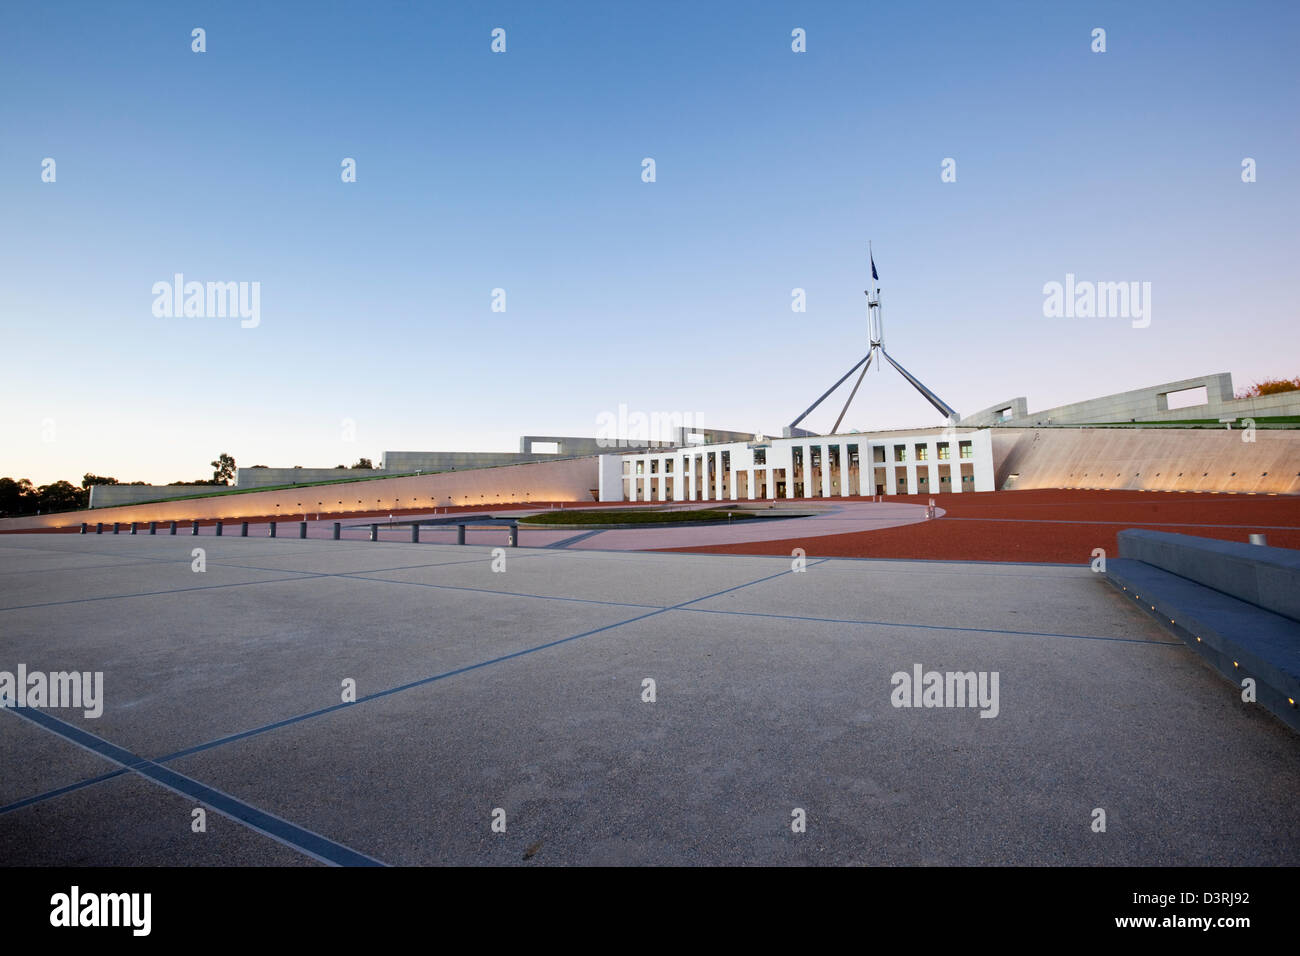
[
  {"x1": 1, "y1": 574, "x2": 642, "y2": 759},
  {"x1": 685, "y1": 559, "x2": 1157, "y2": 640},
  {"x1": 0, "y1": 770, "x2": 317, "y2": 866},
  {"x1": 2, "y1": 533, "x2": 1296, "y2": 866},
  {"x1": 0, "y1": 712, "x2": 119, "y2": 808},
  {"x1": 167, "y1": 600, "x2": 1300, "y2": 865},
  {"x1": 350, "y1": 547, "x2": 794, "y2": 608},
  {"x1": 0, "y1": 555, "x2": 316, "y2": 610}
]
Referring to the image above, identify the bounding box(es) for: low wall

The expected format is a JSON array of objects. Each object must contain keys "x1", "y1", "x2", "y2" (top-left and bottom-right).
[
  {"x1": 0, "y1": 457, "x2": 600, "y2": 532},
  {"x1": 1117, "y1": 529, "x2": 1300, "y2": 622}
]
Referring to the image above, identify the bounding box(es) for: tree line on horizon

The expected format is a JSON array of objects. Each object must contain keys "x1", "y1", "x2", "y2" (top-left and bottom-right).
[{"x1": 0, "y1": 454, "x2": 376, "y2": 517}]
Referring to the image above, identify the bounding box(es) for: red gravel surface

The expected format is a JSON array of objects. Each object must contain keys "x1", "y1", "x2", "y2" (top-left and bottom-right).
[{"x1": 656, "y1": 490, "x2": 1300, "y2": 563}]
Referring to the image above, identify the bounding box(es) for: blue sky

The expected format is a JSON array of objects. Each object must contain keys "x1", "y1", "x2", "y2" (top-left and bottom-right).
[{"x1": 2, "y1": 1, "x2": 1297, "y2": 484}]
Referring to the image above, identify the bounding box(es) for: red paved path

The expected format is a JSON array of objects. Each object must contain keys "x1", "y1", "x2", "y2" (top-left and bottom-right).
[{"x1": 655, "y1": 490, "x2": 1300, "y2": 563}]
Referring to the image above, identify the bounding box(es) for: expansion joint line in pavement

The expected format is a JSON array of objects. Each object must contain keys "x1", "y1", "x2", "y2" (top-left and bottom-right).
[
  {"x1": 0, "y1": 558, "x2": 829, "y2": 859},
  {"x1": 0, "y1": 705, "x2": 385, "y2": 867}
]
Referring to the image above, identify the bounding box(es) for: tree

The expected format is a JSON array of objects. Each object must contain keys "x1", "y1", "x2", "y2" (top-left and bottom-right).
[
  {"x1": 352, "y1": 458, "x2": 374, "y2": 469},
  {"x1": 211, "y1": 453, "x2": 236, "y2": 486},
  {"x1": 1236, "y1": 376, "x2": 1300, "y2": 399},
  {"x1": 35, "y1": 480, "x2": 86, "y2": 513},
  {"x1": 82, "y1": 474, "x2": 119, "y2": 488},
  {"x1": 0, "y1": 477, "x2": 33, "y2": 516}
]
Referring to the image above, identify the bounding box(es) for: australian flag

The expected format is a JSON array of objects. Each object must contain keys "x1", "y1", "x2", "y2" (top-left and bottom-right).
[{"x1": 870, "y1": 252, "x2": 879, "y2": 281}]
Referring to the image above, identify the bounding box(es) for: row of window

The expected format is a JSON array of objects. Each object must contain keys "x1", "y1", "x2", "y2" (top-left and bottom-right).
[{"x1": 625, "y1": 440, "x2": 975, "y2": 474}]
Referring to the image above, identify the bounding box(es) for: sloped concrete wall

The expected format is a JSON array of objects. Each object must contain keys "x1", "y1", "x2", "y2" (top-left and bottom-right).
[
  {"x1": 0, "y1": 457, "x2": 601, "y2": 531},
  {"x1": 992, "y1": 428, "x2": 1300, "y2": 494},
  {"x1": 89, "y1": 484, "x2": 212, "y2": 508},
  {"x1": 235, "y1": 468, "x2": 382, "y2": 488}
]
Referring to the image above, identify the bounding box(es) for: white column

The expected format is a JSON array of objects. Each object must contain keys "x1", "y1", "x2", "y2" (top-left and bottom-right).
[{"x1": 839, "y1": 443, "x2": 851, "y2": 497}]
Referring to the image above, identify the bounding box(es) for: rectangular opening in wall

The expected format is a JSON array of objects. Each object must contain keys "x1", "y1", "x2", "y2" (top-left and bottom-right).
[
  {"x1": 1164, "y1": 385, "x2": 1209, "y2": 410},
  {"x1": 529, "y1": 441, "x2": 560, "y2": 454}
]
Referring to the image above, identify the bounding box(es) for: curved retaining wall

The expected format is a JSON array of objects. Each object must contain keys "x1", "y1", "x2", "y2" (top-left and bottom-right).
[{"x1": 991, "y1": 427, "x2": 1300, "y2": 494}]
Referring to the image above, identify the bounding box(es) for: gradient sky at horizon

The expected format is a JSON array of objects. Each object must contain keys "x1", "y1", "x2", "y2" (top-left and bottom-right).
[{"x1": 2, "y1": 1, "x2": 1298, "y2": 485}]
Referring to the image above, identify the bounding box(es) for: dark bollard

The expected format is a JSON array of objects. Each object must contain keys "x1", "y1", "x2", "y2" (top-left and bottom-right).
[
  {"x1": 411, "y1": 524, "x2": 420, "y2": 543},
  {"x1": 507, "y1": 523, "x2": 518, "y2": 547},
  {"x1": 129, "y1": 522, "x2": 137, "y2": 535},
  {"x1": 369, "y1": 523, "x2": 379, "y2": 542},
  {"x1": 191, "y1": 521, "x2": 199, "y2": 535},
  {"x1": 241, "y1": 522, "x2": 248, "y2": 537},
  {"x1": 169, "y1": 521, "x2": 177, "y2": 535},
  {"x1": 149, "y1": 521, "x2": 157, "y2": 535},
  {"x1": 332, "y1": 522, "x2": 341, "y2": 540},
  {"x1": 457, "y1": 524, "x2": 466, "y2": 545},
  {"x1": 299, "y1": 521, "x2": 307, "y2": 539},
  {"x1": 96, "y1": 522, "x2": 103, "y2": 534},
  {"x1": 80, "y1": 523, "x2": 87, "y2": 534},
  {"x1": 112, "y1": 522, "x2": 120, "y2": 534},
  {"x1": 268, "y1": 522, "x2": 277, "y2": 538},
  {"x1": 215, "y1": 521, "x2": 223, "y2": 537}
]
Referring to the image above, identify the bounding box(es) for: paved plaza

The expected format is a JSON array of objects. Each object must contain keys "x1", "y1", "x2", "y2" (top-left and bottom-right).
[{"x1": 1, "y1": 533, "x2": 1297, "y2": 865}]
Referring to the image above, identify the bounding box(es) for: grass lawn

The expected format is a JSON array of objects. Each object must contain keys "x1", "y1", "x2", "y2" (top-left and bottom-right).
[{"x1": 519, "y1": 509, "x2": 759, "y2": 525}]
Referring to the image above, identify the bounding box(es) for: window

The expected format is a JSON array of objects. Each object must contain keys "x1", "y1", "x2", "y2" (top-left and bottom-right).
[
  {"x1": 959, "y1": 441, "x2": 973, "y2": 459},
  {"x1": 937, "y1": 442, "x2": 950, "y2": 460},
  {"x1": 754, "y1": 449, "x2": 766, "y2": 465},
  {"x1": 914, "y1": 443, "x2": 928, "y2": 461},
  {"x1": 894, "y1": 445, "x2": 907, "y2": 462}
]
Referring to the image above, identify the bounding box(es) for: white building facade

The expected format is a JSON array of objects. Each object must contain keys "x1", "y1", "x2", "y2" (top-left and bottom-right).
[{"x1": 598, "y1": 428, "x2": 995, "y2": 502}]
